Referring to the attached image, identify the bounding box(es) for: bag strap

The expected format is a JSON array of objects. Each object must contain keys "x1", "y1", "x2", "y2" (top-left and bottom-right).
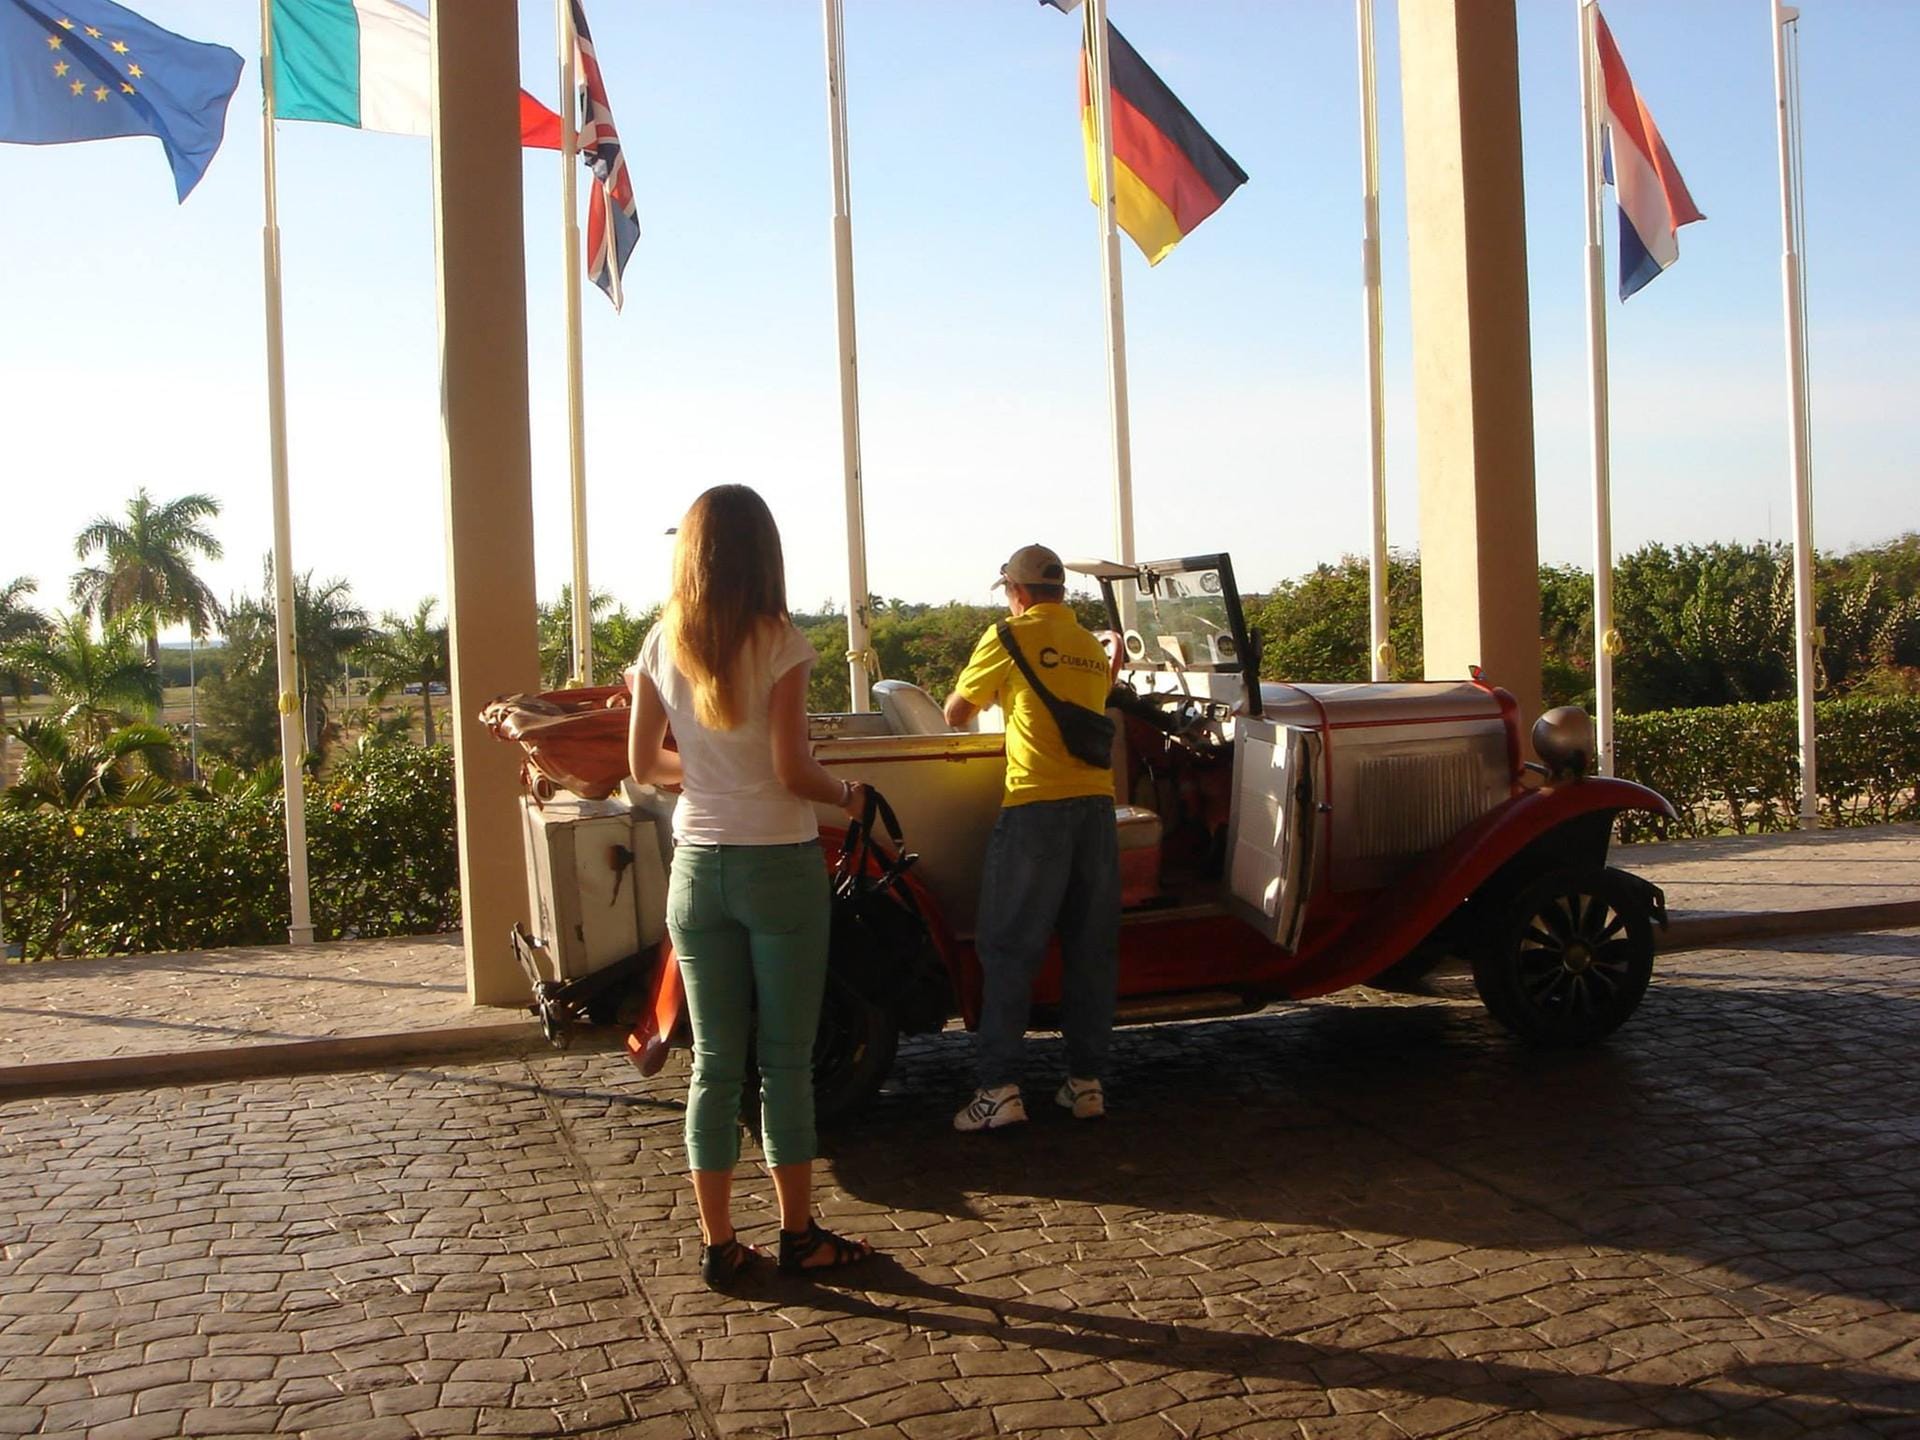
[
  {"x1": 996, "y1": 621, "x2": 1089, "y2": 740},
  {"x1": 834, "y1": 784, "x2": 915, "y2": 898},
  {"x1": 863, "y1": 784, "x2": 907, "y2": 852},
  {"x1": 833, "y1": 796, "x2": 871, "y2": 893}
]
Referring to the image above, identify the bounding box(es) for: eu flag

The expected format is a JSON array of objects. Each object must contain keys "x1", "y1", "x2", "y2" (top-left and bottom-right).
[{"x1": 0, "y1": 0, "x2": 243, "y2": 200}]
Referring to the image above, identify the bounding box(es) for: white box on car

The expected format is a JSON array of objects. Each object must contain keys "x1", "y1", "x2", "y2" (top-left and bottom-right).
[{"x1": 519, "y1": 796, "x2": 668, "y2": 982}]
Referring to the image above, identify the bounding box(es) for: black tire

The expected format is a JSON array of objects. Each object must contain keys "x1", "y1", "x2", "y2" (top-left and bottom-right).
[
  {"x1": 736, "y1": 978, "x2": 898, "y2": 1135},
  {"x1": 811, "y1": 974, "x2": 898, "y2": 1122},
  {"x1": 1473, "y1": 867, "x2": 1655, "y2": 1046}
]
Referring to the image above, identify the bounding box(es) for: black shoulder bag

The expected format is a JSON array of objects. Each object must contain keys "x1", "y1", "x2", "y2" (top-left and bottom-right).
[
  {"x1": 995, "y1": 622, "x2": 1116, "y2": 770},
  {"x1": 830, "y1": 787, "x2": 952, "y2": 1036}
]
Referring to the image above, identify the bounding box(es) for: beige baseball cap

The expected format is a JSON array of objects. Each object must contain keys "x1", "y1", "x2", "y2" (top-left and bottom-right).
[{"x1": 993, "y1": 543, "x2": 1066, "y2": 589}]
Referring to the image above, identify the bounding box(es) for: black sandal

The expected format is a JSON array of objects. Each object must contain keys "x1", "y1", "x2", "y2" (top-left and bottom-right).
[
  {"x1": 700, "y1": 1235, "x2": 764, "y2": 1290},
  {"x1": 778, "y1": 1220, "x2": 872, "y2": 1276}
]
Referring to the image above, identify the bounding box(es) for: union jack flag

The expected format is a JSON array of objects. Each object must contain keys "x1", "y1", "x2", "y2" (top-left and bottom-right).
[{"x1": 571, "y1": 0, "x2": 638, "y2": 309}]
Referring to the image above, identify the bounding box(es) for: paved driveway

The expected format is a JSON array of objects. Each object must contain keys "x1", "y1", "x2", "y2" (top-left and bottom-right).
[{"x1": 3, "y1": 932, "x2": 1918, "y2": 1438}]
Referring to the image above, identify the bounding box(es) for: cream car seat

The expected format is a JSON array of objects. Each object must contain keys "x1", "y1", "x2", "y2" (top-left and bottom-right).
[{"x1": 871, "y1": 680, "x2": 954, "y2": 735}]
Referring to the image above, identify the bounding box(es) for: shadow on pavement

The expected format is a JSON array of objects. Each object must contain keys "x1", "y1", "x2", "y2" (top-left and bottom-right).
[
  {"x1": 825, "y1": 951, "x2": 1920, "y2": 1324},
  {"x1": 775, "y1": 1254, "x2": 1919, "y2": 1438}
]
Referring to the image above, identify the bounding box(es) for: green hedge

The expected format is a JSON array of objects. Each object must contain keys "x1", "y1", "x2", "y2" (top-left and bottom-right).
[
  {"x1": 1616, "y1": 695, "x2": 1920, "y2": 842},
  {"x1": 4, "y1": 699, "x2": 1914, "y2": 957},
  {"x1": 0, "y1": 744, "x2": 459, "y2": 960}
]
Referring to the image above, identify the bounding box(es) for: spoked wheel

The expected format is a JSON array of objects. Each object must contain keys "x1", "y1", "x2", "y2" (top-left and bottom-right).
[
  {"x1": 737, "y1": 976, "x2": 899, "y2": 1136},
  {"x1": 1473, "y1": 867, "x2": 1656, "y2": 1045},
  {"x1": 812, "y1": 973, "x2": 898, "y2": 1122}
]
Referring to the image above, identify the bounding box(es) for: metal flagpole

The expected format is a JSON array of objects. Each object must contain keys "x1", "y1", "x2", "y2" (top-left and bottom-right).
[
  {"x1": 1578, "y1": 0, "x2": 1617, "y2": 774},
  {"x1": 1085, "y1": 0, "x2": 1136, "y2": 573},
  {"x1": 823, "y1": 0, "x2": 873, "y2": 712},
  {"x1": 259, "y1": 0, "x2": 315, "y2": 944},
  {"x1": 1772, "y1": 0, "x2": 1818, "y2": 828},
  {"x1": 557, "y1": 0, "x2": 593, "y2": 686},
  {"x1": 187, "y1": 626, "x2": 198, "y2": 781},
  {"x1": 1356, "y1": 0, "x2": 1390, "y2": 682}
]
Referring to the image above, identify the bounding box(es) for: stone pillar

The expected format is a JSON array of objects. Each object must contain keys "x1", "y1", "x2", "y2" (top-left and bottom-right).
[
  {"x1": 1397, "y1": 0, "x2": 1543, "y2": 726},
  {"x1": 429, "y1": 3, "x2": 540, "y2": 1005}
]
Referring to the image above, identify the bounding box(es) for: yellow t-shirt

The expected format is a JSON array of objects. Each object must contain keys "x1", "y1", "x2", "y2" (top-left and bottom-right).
[{"x1": 955, "y1": 603, "x2": 1113, "y2": 807}]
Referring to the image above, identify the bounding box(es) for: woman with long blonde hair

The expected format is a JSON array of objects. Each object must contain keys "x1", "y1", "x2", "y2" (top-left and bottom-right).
[{"x1": 628, "y1": 484, "x2": 872, "y2": 1287}]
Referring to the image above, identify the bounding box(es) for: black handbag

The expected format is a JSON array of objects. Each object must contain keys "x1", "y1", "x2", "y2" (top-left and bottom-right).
[
  {"x1": 995, "y1": 622, "x2": 1116, "y2": 770},
  {"x1": 829, "y1": 787, "x2": 953, "y2": 1035}
]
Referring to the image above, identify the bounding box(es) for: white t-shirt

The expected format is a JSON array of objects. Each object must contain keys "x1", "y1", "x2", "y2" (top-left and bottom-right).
[{"x1": 637, "y1": 621, "x2": 820, "y2": 846}]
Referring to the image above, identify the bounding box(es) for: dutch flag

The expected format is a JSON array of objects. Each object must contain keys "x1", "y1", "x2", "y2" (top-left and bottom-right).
[{"x1": 1595, "y1": 8, "x2": 1704, "y2": 299}]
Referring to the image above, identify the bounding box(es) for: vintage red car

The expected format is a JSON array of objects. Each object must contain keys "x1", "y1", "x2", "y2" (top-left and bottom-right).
[{"x1": 487, "y1": 552, "x2": 1675, "y2": 1115}]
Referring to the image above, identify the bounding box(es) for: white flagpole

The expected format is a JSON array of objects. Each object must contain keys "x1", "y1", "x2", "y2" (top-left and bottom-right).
[
  {"x1": 1772, "y1": 0, "x2": 1818, "y2": 828},
  {"x1": 258, "y1": 0, "x2": 315, "y2": 945},
  {"x1": 823, "y1": 0, "x2": 873, "y2": 712},
  {"x1": 1579, "y1": 0, "x2": 1617, "y2": 773},
  {"x1": 556, "y1": 0, "x2": 592, "y2": 686},
  {"x1": 1356, "y1": 0, "x2": 1390, "y2": 682},
  {"x1": 187, "y1": 626, "x2": 198, "y2": 781},
  {"x1": 1085, "y1": 0, "x2": 1136, "y2": 573}
]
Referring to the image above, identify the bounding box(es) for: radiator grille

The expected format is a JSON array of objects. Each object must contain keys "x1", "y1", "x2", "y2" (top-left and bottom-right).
[{"x1": 1350, "y1": 750, "x2": 1500, "y2": 861}]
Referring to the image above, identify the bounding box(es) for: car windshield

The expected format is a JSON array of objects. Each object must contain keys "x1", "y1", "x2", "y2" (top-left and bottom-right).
[{"x1": 1126, "y1": 564, "x2": 1238, "y2": 671}]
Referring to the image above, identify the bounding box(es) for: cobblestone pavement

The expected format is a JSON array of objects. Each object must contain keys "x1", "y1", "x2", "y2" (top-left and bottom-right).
[{"x1": 3, "y1": 931, "x2": 1918, "y2": 1438}]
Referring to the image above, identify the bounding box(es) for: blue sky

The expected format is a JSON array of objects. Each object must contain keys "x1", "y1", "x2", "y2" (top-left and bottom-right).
[{"x1": 2, "y1": 0, "x2": 1916, "y2": 636}]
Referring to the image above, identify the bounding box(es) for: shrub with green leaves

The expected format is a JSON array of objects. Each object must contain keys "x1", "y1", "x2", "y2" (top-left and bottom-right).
[
  {"x1": 3, "y1": 696, "x2": 1914, "y2": 957},
  {"x1": 0, "y1": 743, "x2": 460, "y2": 959},
  {"x1": 1616, "y1": 695, "x2": 1920, "y2": 841}
]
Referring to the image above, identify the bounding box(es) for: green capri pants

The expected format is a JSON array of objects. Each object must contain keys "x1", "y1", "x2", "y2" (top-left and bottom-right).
[{"x1": 667, "y1": 840, "x2": 830, "y2": 1172}]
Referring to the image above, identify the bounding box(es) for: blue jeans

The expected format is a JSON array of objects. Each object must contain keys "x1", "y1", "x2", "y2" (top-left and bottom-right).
[
  {"x1": 973, "y1": 795, "x2": 1121, "y2": 1090},
  {"x1": 667, "y1": 841, "x2": 830, "y2": 1171}
]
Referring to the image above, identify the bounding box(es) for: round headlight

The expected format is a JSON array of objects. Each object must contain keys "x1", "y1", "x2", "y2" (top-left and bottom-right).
[{"x1": 1532, "y1": 705, "x2": 1594, "y2": 778}]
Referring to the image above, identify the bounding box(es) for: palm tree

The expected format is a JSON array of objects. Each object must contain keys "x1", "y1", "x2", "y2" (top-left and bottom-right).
[
  {"x1": 538, "y1": 584, "x2": 608, "y2": 688},
  {"x1": 0, "y1": 577, "x2": 51, "y2": 727},
  {"x1": 71, "y1": 488, "x2": 223, "y2": 667},
  {"x1": 595, "y1": 603, "x2": 657, "y2": 686},
  {"x1": 188, "y1": 756, "x2": 282, "y2": 803},
  {"x1": 1, "y1": 612, "x2": 160, "y2": 742},
  {"x1": 537, "y1": 586, "x2": 653, "y2": 687},
  {"x1": 358, "y1": 598, "x2": 451, "y2": 745},
  {"x1": 292, "y1": 572, "x2": 373, "y2": 753},
  {"x1": 196, "y1": 589, "x2": 280, "y2": 770},
  {"x1": 2, "y1": 716, "x2": 176, "y2": 812}
]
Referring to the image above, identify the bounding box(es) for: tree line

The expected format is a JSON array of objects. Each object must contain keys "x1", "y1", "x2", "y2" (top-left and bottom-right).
[
  {"x1": 1241, "y1": 538, "x2": 1920, "y2": 711},
  {"x1": 5, "y1": 486, "x2": 1916, "y2": 815},
  {"x1": 793, "y1": 536, "x2": 1920, "y2": 716}
]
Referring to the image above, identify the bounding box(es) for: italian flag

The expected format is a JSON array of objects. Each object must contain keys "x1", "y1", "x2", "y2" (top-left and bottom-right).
[{"x1": 270, "y1": 0, "x2": 561, "y2": 148}]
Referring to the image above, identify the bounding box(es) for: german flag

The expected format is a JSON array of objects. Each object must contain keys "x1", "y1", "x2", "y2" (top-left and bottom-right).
[{"x1": 1065, "y1": 14, "x2": 1248, "y2": 265}]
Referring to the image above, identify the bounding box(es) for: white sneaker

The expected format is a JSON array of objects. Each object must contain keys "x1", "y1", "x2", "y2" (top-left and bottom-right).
[
  {"x1": 1056, "y1": 1078, "x2": 1105, "y2": 1120},
  {"x1": 954, "y1": 1085, "x2": 1027, "y2": 1132}
]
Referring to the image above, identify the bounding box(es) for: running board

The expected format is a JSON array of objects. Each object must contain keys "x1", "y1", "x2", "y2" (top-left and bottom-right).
[{"x1": 1111, "y1": 991, "x2": 1262, "y2": 1024}]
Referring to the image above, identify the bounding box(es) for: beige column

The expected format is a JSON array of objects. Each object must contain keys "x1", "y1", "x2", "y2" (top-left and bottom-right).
[
  {"x1": 1397, "y1": 0, "x2": 1543, "y2": 726},
  {"x1": 430, "y1": 2, "x2": 541, "y2": 1004}
]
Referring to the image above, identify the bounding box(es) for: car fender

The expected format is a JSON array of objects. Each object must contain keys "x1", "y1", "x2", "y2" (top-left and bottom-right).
[
  {"x1": 623, "y1": 825, "x2": 961, "y2": 1073},
  {"x1": 1285, "y1": 777, "x2": 1675, "y2": 999}
]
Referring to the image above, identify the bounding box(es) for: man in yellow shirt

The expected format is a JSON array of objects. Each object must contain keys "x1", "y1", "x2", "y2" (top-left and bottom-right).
[{"x1": 943, "y1": 544, "x2": 1121, "y2": 1131}]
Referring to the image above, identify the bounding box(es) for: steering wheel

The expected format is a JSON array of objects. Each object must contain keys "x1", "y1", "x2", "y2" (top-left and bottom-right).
[
  {"x1": 1136, "y1": 687, "x2": 1228, "y2": 756},
  {"x1": 1176, "y1": 706, "x2": 1231, "y2": 757}
]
